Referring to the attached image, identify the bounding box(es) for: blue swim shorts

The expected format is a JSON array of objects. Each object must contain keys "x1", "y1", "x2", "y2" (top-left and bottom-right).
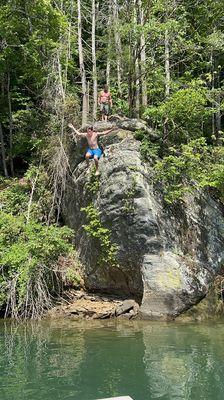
[{"x1": 86, "y1": 147, "x2": 103, "y2": 159}]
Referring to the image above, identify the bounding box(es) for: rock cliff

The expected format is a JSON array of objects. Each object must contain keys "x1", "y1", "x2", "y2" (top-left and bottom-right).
[{"x1": 62, "y1": 123, "x2": 224, "y2": 320}]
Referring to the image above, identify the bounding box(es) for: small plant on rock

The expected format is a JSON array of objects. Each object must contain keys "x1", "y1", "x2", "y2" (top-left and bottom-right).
[{"x1": 81, "y1": 203, "x2": 118, "y2": 267}]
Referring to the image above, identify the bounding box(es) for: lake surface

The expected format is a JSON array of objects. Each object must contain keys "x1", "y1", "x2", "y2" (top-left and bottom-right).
[{"x1": 0, "y1": 319, "x2": 223, "y2": 400}]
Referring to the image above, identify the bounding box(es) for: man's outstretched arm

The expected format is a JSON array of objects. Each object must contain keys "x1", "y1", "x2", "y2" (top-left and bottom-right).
[
  {"x1": 68, "y1": 123, "x2": 86, "y2": 137},
  {"x1": 97, "y1": 127, "x2": 116, "y2": 136}
]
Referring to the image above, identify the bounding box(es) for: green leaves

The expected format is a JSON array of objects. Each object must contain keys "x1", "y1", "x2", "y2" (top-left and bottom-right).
[
  {"x1": 0, "y1": 167, "x2": 53, "y2": 222},
  {"x1": 81, "y1": 204, "x2": 117, "y2": 267},
  {"x1": 0, "y1": 211, "x2": 73, "y2": 317},
  {"x1": 144, "y1": 87, "x2": 211, "y2": 142},
  {"x1": 0, "y1": 0, "x2": 76, "y2": 168},
  {"x1": 0, "y1": 171, "x2": 76, "y2": 318},
  {"x1": 154, "y1": 138, "x2": 224, "y2": 203}
]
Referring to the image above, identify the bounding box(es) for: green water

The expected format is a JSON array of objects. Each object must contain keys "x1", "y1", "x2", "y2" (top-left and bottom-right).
[{"x1": 0, "y1": 319, "x2": 224, "y2": 400}]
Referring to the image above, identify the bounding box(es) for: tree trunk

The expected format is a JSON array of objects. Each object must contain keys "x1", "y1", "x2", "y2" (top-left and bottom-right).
[
  {"x1": 215, "y1": 83, "x2": 221, "y2": 145},
  {"x1": 134, "y1": 0, "x2": 140, "y2": 116},
  {"x1": 92, "y1": 0, "x2": 98, "y2": 121},
  {"x1": 164, "y1": 29, "x2": 170, "y2": 98},
  {"x1": 24, "y1": 1, "x2": 33, "y2": 34},
  {"x1": 106, "y1": 6, "x2": 112, "y2": 87},
  {"x1": 57, "y1": 51, "x2": 65, "y2": 102},
  {"x1": 0, "y1": 122, "x2": 9, "y2": 178},
  {"x1": 215, "y1": 92, "x2": 221, "y2": 135},
  {"x1": 126, "y1": 1, "x2": 134, "y2": 116},
  {"x1": 138, "y1": 0, "x2": 147, "y2": 108},
  {"x1": 87, "y1": 80, "x2": 90, "y2": 118},
  {"x1": 77, "y1": 0, "x2": 88, "y2": 125},
  {"x1": 112, "y1": 0, "x2": 122, "y2": 96},
  {"x1": 106, "y1": 56, "x2": 110, "y2": 88},
  {"x1": 210, "y1": 51, "x2": 215, "y2": 137},
  {"x1": 135, "y1": 56, "x2": 140, "y2": 117},
  {"x1": 163, "y1": 32, "x2": 170, "y2": 139},
  {"x1": 128, "y1": 29, "x2": 136, "y2": 117},
  {"x1": 64, "y1": 0, "x2": 74, "y2": 93},
  {"x1": 7, "y1": 73, "x2": 14, "y2": 176}
]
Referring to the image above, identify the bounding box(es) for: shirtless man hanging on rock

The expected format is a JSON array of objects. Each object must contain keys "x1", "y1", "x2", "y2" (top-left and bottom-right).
[{"x1": 68, "y1": 124, "x2": 114, "y2": 176}]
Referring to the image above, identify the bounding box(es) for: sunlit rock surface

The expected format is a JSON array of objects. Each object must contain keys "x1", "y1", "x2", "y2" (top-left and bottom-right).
[{"x1": 62, "y1": 123, "x2": 224, "y2": 319}]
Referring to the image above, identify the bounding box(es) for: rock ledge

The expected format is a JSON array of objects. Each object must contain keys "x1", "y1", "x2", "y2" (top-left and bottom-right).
[{"x1": 47, "y1": 291, "x2": 139, "y2": 320}]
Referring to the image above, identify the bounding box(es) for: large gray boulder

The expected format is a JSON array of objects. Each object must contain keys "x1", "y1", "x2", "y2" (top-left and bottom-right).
[
  {"x1": 62, "y1": 129, "x2": 224, "y2": 319},
  {"x1": 80, "y1": 119, "x2": 158, "y2": 139}
]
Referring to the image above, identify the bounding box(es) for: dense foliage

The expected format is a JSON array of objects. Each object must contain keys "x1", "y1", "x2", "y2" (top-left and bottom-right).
[
  {"x1": 0, "y1": 0, "x2": 223, "y2": 176},
  {"x1": 154, "y1": 138, "x2": 224, "y2": 203},
  {"x1": 0, "y1": 0, "x2": 223, "y2": 317},
  {"x1": 0, "y1": 171, "x2": 78, "y2": 318},
  {"x1": 0, "y1": 211, "x2": 73, "y2": 318}
]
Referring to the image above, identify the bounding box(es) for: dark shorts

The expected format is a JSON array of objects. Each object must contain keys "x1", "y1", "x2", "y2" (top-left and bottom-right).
[
  {"x1": 100, "y1": 103, "x2": 110, "y2": 115},
  {"x1": 86, "y1": 147, "x2": 103, "y2": 159}
]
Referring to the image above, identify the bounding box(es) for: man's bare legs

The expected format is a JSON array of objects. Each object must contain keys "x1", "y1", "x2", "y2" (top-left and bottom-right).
[
  {"x1": 94, "y1": 155, "x2": 100, "y2": 176},
  {"x1": 85, "y1": 153, "x2": 100, "y2": 176},
  {"x1": 101, "y1": 110, "x2": 108, "y2": 122},
  {"x1": 85, "y1": 152, "x2": 91, "y2": 168}
]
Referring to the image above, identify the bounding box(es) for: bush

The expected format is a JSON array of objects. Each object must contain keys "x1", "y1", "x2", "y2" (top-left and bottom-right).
[
  {"x1": 154, "y1": 138, "x2": 224, "y2": 203},
  {"x1": 144, "y1": 87, "x2": 212, "y2": 142},
  {"x1": 81, "y1": 203, "x2": 118, "y2": 267},
  {"x1": 0, "y1": 166, "x2": 54, "y2": 222},
  {"x1": 0, "y1": 212, "x2": 74, "y2": 318},
  {"x1": 0, "y1": 179, "x2": 30, "y2": 215}
]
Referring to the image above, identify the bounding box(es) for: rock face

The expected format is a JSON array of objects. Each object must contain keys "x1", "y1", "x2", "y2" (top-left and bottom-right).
[{"x1": 62, "y1": 125, "x2": 224, "y2": 320}]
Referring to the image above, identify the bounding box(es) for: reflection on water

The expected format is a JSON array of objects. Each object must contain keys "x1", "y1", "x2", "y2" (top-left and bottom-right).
[
  {"x1": 0, "y1": 319, "x2": 224, "y2": 400},
  {"x1": 143, "y1": 324, "x2": 224, "y2": 400}
]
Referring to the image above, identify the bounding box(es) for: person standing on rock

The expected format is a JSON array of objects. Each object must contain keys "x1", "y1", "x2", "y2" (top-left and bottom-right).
[
  {"x1": 98, "y1": 85, "x2": 112, "y2": 122},
  {"x1": 68, "y1": 124, "x2": 114, "y2": 176}
]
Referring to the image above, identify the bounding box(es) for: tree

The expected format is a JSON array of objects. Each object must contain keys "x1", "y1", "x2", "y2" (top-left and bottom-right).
[
  {"x1": 138, "y1": 0, "x2": 148, "y2": 108},
  {"x1": 77, "y1": 0, "x2": 88, "y2": 125},
  {"x1": 92, "y1": 0, "x2": 98, "y2": 120},
  {"x1": 112, "y1": 0, "x2": 122, "y2": 96},
  {"x1": 0, "y1": 122, "x2": 8, "y2": 178}
]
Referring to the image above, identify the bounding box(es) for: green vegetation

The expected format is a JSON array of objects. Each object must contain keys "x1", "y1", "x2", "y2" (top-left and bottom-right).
[
  {"x1": 0, "y1": 212, "x2": 73, "y2": 318},
  {"x1": 154, "y1": 138, "x2": 224, "y2": 203},
  {"x1": 83, "y1": 167, "x2": 118, "y2": 268},
  {"x1": 0, "y1": 166, "x2": 52, "y2": 221},
  {"x1": 0, "y1": 0, "x2": 223, "y2": 317},
  {"x1": 83, "y1": 162, "x2": 119, "y2": 267},
  {"x1": 85, "y1": 167, "x2": 100, "y2": 195},
  {"x1": 0, "y1": 170, "x2": 78, "y2": 319},
  {"x1": 81, "y1": 203, "x2": 117, "y2": 267},
  {"x1": 144, "y1": 87, "x2": 213, "y2": 143}
]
